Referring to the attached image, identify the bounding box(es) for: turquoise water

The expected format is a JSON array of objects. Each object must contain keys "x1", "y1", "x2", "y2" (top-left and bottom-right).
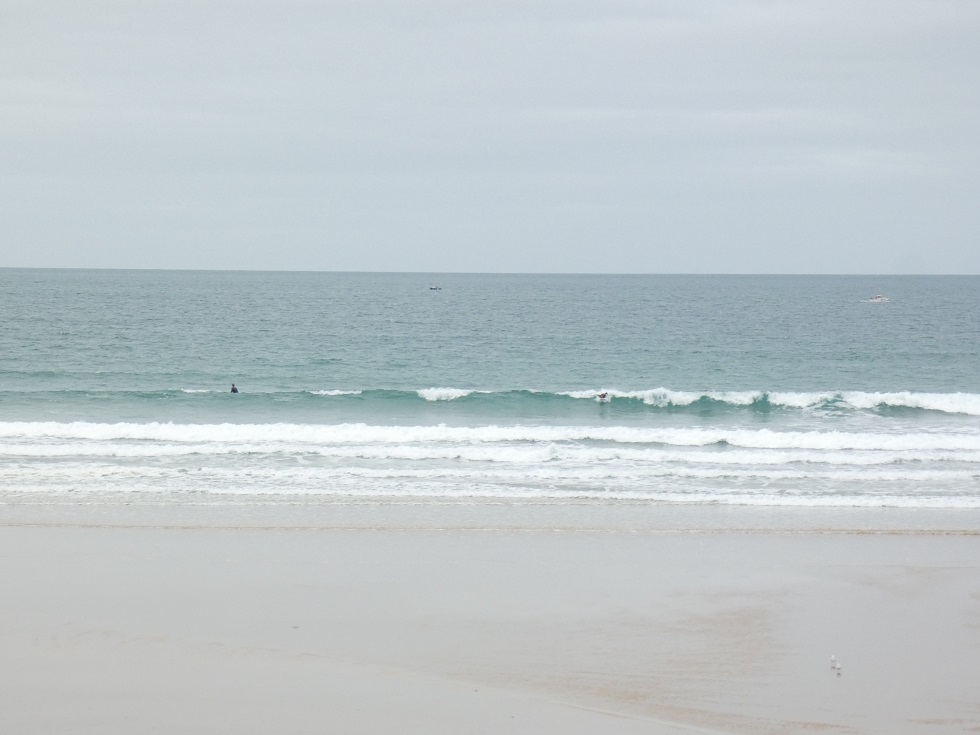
[{"x1": 2, "y1": 269, "x2": 978, "y2": 506}]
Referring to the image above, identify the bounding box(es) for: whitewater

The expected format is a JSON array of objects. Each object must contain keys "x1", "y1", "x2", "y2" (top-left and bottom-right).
[{"x1": 1, "y1": 270, "x2": 978, "y2": 507}]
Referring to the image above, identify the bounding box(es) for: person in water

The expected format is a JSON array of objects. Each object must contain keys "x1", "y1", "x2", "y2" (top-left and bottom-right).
[{"x1": 231, "y1": 383, "x2": 238, "y2": 393}]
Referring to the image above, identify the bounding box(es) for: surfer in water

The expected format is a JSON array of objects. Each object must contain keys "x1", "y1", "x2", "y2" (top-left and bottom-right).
[
  {"x1": 231, "y1": 383, "x2": 239, "y2": 393},
  {"x1": 598, "y1": 392, "x2": 608, "y2": 401}
]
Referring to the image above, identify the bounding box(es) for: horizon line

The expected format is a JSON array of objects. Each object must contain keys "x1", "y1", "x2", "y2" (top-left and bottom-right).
[{"x1": 1, "y1": 266, "x2": 977, "y2": 277}]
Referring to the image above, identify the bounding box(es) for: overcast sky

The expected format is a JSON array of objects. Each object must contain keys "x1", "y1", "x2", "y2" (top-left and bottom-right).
[{"x1": 2, "y1": 0, "x2": 978, "y2": 273}]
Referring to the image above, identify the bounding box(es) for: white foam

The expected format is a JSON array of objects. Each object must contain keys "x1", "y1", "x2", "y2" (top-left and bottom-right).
[
  {"x1": 4, "y1": 462, "x2": 973, "y2": 486},
  {"x1": 839, "y1": 391, "x2": 980, "y2": 416},
  {"x1": 5, "y1": 464, "x2": 980, "y2": 508},
  {"x1": 3, "y1": 422, "x2": 980, "y2": 452},
  {"x1": 561, "y1": 388, "x2": 729, "y2": 405},
  {"x1": 416, "y1": 388, "x2": 474, "y2": 401},
  {"x1": 557, "y1": 388, "x2": 980, "y2": 415},
  {"x1": 562, "y1": 390, "x2": 600, "y2": 399},
  {"x1": 6, "y1": 440, "x2": 980, "y2": 468},
  {"x1": 308, "y1": 390, "x2": 363, "y2": 396},
  {"x1": 3, "y1": 418, "x2": 979, "y2": 508},
  {"x1": 628, "y1": 389, "x2": 705, "y2": 406}
]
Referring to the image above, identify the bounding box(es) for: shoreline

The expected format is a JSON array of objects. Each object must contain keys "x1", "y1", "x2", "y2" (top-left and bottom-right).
[{"x1": 4, "y1": 495, "x2": 980, "y2": 534}]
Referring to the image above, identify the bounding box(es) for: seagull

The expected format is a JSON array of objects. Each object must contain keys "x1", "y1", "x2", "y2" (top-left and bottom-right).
[
  {"x1": 835, "y1": 661, "x2": 842, "y2": 676},
  {"x1": 830, "y1": 655, "x2": 837, "y2": 668}
]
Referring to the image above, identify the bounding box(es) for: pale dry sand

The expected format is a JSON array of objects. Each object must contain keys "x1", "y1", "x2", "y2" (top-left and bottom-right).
[{"x1": 2, "y1": 500, "x2": 979, "y2": 734}]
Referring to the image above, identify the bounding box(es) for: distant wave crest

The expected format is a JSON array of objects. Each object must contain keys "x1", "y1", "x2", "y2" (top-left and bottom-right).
[
  {"x1": 4, "y1": 387, "x2": 980, "y2": 416},
  {"x1": 561, "y1": 388, "x2": 980, "y2": 415}
]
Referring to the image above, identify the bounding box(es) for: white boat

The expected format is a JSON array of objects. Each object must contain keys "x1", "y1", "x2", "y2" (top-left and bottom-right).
[{"x1": 868, "y1": 294, "x2": 890, "y2": 303}]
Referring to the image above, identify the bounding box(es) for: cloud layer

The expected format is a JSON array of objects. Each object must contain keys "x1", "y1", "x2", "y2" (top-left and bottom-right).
[{"x1": 2, "y1": 1, "x2": 978, "y2": 272}]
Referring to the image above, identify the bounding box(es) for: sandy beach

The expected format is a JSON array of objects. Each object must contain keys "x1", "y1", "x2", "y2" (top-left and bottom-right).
[{"x1": 2, "y1": 500, "x2": 979, "y2": 734}]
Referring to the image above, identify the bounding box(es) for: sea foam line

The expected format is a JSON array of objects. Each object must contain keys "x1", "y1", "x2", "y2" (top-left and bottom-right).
[
  {"x1": 561, "y1": 388, "x2": 980, "y2": 415},
  {"x1": 3, "y1": 442, "x2": 980, "y2": 467},
  {"x1": 4, "y1": 473, "x2": 979, "y2": 508},
  {"x1": 3, "y1": 463, "x2": 975, "y2": 484},
  {"x1": 2, "y1": 422, "x2": 980, "y2": 451}
]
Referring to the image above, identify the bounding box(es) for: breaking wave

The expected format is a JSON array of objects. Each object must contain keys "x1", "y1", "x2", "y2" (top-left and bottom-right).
[
  {"x1": 561, "y1": 389, "x2": 980, "y2": 415},
  {"x1": 3, "y1": 418, "x2": 979, "y2": 507},
  {"x1": 2, "y1": 421, "x2": 980, "y2": 451},
  {"x1": 5, "y1": 387, "x2": 980, "y2": 416}
]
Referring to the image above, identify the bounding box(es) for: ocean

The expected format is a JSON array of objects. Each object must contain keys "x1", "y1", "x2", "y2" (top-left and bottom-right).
[{"x1": 1, "y1": 269, "x2": 978, "y2": 508}]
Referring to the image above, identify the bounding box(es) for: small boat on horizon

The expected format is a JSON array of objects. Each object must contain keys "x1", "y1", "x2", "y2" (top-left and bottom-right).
[{"x1": 867, "y1": 294, "x2": 890, "y2": 303}]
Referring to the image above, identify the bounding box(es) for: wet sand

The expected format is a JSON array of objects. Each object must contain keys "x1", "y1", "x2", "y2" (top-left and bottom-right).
[{"x1": 2, "y1": 500, "x2": 979, "y2": 734}]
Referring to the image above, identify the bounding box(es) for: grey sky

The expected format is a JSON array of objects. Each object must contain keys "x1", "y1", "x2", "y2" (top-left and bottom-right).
[{"x1": 2, "y1": 0, "x2": 978, "y2": 273}]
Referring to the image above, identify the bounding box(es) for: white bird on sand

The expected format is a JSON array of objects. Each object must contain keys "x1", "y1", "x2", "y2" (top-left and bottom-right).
[
  {"x1": 835, "y1": 661, "x2": 842, "y2": 676},
  {"x1": 830, "y1": 655, "x2": 837, "y2": 668}
]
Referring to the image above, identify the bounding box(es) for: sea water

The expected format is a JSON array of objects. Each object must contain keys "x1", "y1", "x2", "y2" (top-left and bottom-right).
[{"x1": 1, "y1": 269, "x2": 978, "y2": 507}]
